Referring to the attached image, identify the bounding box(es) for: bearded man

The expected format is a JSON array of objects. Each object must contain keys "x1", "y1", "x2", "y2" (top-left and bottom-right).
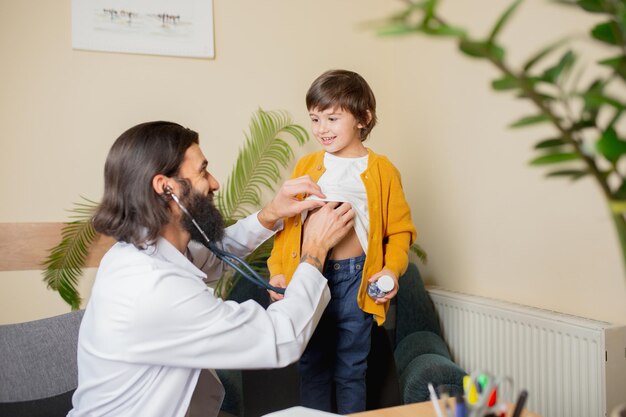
[{"x1": 68, "y1": 121, "x2": 354, "y2": 417}]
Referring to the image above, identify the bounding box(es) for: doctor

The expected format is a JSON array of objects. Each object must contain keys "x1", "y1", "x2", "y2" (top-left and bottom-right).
[{"x1": 68, "y1": 121, "x2": 355, "y2": 417}]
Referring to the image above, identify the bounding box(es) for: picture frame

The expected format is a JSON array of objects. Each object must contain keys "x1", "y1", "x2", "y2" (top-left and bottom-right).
[{"x1": 72, "y1": 0, "x2": 215, "y2": 59}]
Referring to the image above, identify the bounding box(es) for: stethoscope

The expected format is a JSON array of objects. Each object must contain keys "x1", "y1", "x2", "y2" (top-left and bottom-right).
[{"x1": 165, "y1": 187, "x2": 286, "y2": 295}]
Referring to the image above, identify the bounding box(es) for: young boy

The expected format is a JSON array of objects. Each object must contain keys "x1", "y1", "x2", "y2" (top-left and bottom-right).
[{"x1": 267, "y1": 69, "x2": 416, "y2": 414}]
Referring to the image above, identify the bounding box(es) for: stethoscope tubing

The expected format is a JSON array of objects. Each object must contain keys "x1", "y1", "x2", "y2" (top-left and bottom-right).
[
  {"x1": 169, "y1": 190, "x2": 286, "y2": 295},
  {"x1": 206, "y1": 241, "x2": 286, "y2": 294}
]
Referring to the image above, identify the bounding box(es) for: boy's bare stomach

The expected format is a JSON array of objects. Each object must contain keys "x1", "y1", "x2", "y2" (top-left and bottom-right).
[{"x1": 329, "y1": 227, "x2": 365, "y2": 260}]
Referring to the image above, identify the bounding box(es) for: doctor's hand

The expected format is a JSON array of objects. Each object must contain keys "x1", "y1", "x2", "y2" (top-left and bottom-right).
[
  {"x1": 258, "y1": 176, "x2": 326, "y2": 229},
  {"x1": 268, "y1": 274, "x2": 286, "y2": 302},
  {"x1": 300, "y1": 202, "x2": 355, "y2": 272}
]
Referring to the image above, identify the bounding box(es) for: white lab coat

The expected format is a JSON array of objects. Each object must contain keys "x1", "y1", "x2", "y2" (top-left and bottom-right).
[{"x1": 68, "y1": 213, "x2": 330, "y2": 417}]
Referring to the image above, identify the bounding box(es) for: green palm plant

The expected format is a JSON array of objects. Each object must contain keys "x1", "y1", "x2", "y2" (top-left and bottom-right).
[
  {"x1": 213, "y1": 109, "x2": 309, "y2": 297},
  {"x1": 42, "y1": 108, "x2": 309, "y2": 308},
  {"x1": 374, "y1": 0, "x2": 626, "y2": 276},
  {"x1": 42, "y1": 197, "x2": 99, "y2": 310}
]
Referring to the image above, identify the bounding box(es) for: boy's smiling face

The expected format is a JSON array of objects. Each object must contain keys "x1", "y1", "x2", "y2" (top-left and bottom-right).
[{"x1": 309, "y1": 107, "x2": 368, "y2": 158}]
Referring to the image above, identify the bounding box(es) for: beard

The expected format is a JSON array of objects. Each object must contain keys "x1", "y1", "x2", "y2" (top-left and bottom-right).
[{"x1": 178, "y1": 184, "x2": 225, "y2": 248}]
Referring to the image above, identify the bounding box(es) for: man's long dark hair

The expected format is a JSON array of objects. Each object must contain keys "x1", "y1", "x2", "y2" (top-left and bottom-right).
[{"x1": 92, "y1": 121, "x2": 199, "y2": 248}]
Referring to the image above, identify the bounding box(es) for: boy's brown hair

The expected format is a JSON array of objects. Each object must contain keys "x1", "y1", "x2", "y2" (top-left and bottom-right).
[{"x1": 306, "y1": 69, "x2": 377, "y2": 140}]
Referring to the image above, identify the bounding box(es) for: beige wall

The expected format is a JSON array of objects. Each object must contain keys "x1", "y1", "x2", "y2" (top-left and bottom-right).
[
  {"x1": 387, "y1": 0, "x2": 626, "y2": 325},
  {"x1": 1, "y1": 0, "x2": 625, "y2": 325}
]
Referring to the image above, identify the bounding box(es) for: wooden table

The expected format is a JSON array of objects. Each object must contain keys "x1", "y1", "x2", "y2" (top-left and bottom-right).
[{"x1": 349, "y1": 400, "x2": 541, "y2": 417}]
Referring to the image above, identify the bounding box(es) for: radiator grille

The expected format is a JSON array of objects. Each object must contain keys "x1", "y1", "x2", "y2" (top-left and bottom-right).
[{"x1": 428, "y1": 288, "x2": 626, "y2": 417}]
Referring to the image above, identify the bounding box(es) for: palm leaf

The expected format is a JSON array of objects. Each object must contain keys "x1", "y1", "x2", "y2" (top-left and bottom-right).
[
  {"x1": 216, "y1": 108, "x2": 309, "y2": 221},
  {"x1": 214, "y1": 109, "x2": 308, "y2": 298},
  {"x1": 41, "y1": 197, "x2": 99, "y2": 310},
  {"x1": 410, "y1": 243, "x2": 428, "y2": 265}
]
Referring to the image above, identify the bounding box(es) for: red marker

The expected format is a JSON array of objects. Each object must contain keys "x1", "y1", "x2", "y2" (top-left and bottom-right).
[{"x1": 487, "y1": 388, "x2": 497, "y2": 407}]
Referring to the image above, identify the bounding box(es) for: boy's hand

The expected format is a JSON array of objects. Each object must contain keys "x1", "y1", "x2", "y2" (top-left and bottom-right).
[
  {"x1": 268, "y1": 274, "x2": 286, "y2": 302},
  {"x1": 368, "y1": 268, "x2": 398, "y2": 305}
]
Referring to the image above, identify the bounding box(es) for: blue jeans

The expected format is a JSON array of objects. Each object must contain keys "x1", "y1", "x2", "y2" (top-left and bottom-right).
[{"x1": 299, "y1": 255, "x2": 373, "y2": 414}]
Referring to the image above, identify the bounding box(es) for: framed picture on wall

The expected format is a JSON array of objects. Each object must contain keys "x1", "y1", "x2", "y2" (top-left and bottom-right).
[{"x1": 72, "y1": 0, "x2": 215, "y2": 59}]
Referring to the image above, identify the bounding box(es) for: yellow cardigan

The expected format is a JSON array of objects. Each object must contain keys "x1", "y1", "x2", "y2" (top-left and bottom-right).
[{"x1": 267, "y1": 149, "x2": 416, "y2": 325}]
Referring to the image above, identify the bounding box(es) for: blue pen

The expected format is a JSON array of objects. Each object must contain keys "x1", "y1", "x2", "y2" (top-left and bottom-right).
[{"x1": 455, "y1": 393, "x2": 466, "y2": 417}]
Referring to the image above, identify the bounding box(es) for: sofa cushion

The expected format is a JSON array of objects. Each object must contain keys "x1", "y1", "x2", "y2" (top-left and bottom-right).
[
  {"x1": 398, "y1": 353, "x2": 466, "y2": 404},
  {"x1": 0, "y1": 391, "x2": 75, "y2": 417},
  {"x1": 394, "y1": 331, "x2": 451, "y2": 376}
]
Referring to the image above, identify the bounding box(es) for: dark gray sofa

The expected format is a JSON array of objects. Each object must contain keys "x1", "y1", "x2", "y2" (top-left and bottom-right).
[
  {"x1": 0, "y1": 309, "x2": 85, "y2": 417},
  {"x1": 393, "y1": 263, "x2": 466, "y2": 403}
]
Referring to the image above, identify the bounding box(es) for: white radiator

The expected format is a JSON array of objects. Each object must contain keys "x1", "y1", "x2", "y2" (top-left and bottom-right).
[{"x1": 427, "y1": 288, "x2": 626, "y2": 417}]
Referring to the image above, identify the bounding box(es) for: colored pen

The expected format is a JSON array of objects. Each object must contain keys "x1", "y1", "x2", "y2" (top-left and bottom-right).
[
  {"x1": 472, "y1": 375, "x2": 497, "y2": 417},
  {"x1": 428, "y1": 383, "x2": 445, "y2": 417},
  {"x1": 455, "y1": 393, "x2": 466, "y2": 417},
  {"x1": 487, "y1": 387, "x2": 497, "y2": 407},
  {"x1": 463, "y1": 375, "x2": 472, "y2": 397},
  {"x1": 468, "y1": 381, "x2": 479, "y2": 405},
  {"x1": 437, "y1": 386, "x2": 452, "y2": 417},
  {"x1": 477, "y1": 373, "x2": 489, "y2": 393},
  {"x1": 511, "y1": 389, "x2": 528, "y2": 417}
]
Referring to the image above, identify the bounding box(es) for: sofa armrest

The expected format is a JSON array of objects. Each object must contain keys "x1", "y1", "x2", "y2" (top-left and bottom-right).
[
  {"x1": 398, "y1": 353, "x2": 466, "y2": 404},
  {"x1": 396, "y1": 263, "x2": 443, "y2": 346},
  {"x1": 394, "y1": 330, "x2": 466, "y2": 404}
]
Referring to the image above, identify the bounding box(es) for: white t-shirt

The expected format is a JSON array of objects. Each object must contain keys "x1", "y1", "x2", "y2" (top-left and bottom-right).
[{"x1": 308, "y1": 152, "x2": 369, "y2": 252}]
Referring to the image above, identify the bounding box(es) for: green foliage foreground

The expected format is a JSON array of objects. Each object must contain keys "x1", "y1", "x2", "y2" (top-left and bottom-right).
[{"x1": 376, "y1": 0, "x2": 626, "y2": 275}]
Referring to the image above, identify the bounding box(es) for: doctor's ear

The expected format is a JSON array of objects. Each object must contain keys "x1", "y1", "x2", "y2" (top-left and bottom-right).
[{"x1": 152, "y1": 175, "x2": 174, "y2": 198}]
